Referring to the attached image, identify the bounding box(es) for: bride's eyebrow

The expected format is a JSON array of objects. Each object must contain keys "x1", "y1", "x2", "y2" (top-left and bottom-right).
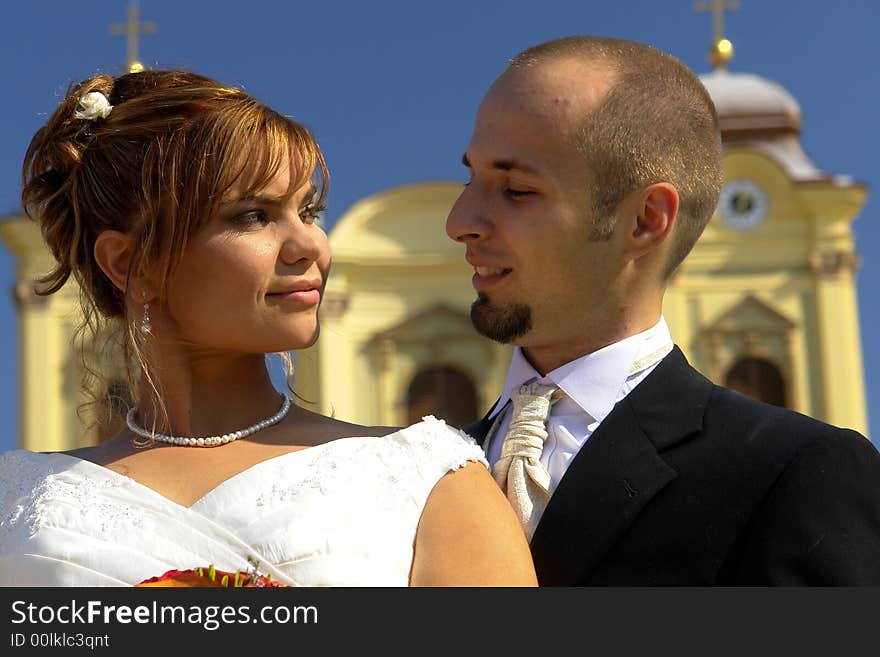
[
  {"x1": 220, "y1": 183, "x2": 318, "y2": 207},
  {"x1": 300, "y1": 184, "x2": 318, "y2": 203},
  {"x1": 219, "y1": 192, "x2": 284, "y2": 207}
]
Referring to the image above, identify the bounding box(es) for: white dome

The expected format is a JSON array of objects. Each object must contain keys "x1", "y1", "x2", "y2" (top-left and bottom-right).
[
  {"x1": 700, "y1": 70, "x2": 802, "y2": 134},
  {"x1": 699, "y1": 69, "x2": 831, "y2": 181}
]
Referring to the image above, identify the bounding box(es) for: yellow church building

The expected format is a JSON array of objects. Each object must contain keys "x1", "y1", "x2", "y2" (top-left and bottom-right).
[{"x1": 0, "y1": 52, "x2": 869, "y2": 451}]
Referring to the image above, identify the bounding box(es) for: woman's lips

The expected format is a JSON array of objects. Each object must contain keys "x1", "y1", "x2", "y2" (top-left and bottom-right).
[{"x1": 267, "y1": 288, "x2": 321, "y2": 305}]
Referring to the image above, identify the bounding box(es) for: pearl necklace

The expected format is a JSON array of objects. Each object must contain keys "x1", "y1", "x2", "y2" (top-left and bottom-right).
[{"x1": 126, "y1": 395, "x2": 291, "y2": 447}]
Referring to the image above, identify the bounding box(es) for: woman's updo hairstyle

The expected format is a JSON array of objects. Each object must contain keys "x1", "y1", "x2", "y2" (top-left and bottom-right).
[
  {"x1": 23, "y1": 69, "x2": 327, "y2": 315},
  {"x1": 22, "y1": 70, "x2": 328, "y2": 433}
]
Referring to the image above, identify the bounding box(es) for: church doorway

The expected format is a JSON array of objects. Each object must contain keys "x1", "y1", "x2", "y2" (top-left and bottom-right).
[
  {"x1": 724, "y1": 357, "x2": 787, "y2": 408},
  {"x1": 406, "y1": 365, "x2": 478, "y2": 427}
]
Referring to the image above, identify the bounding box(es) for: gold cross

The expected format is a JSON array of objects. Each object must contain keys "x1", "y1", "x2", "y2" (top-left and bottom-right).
[
  {"x1": 110, "y1": 1, "x2": 157, "y2": 73},
  {"x1": 695, "y1": 0, "x2": 740, "y2": 68}
]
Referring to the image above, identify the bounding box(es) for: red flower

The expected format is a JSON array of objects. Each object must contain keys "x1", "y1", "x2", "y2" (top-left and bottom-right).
[{"x1": 136, "y1": 562, "x2": 286, "y2": 587}]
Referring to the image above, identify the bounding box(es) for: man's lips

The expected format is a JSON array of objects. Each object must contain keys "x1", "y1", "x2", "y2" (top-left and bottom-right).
[
  {"x1": 473, "y1": 266, "x2": 508, "y2": 277},
  {"x1": 472, "y1": 266, "x2": 512, "y2": 291}
]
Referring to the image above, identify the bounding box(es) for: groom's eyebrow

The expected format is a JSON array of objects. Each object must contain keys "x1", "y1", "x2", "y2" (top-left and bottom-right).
[{"x1": 461, "y1": 152, "x2": 538, "y2": 175}]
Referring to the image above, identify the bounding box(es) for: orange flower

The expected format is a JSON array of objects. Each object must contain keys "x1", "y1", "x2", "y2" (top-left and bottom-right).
[{"x1": 136, "y1": 563, "x2": 286, "y2": 587}]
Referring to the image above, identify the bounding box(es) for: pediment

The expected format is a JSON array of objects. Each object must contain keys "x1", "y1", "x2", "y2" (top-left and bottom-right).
[
  {"x1": 706, "y1": 295, "x2": 795, "y2": 333},
  {"x1": 372, "y1": 304, "x2": 477, "y2": 343}
]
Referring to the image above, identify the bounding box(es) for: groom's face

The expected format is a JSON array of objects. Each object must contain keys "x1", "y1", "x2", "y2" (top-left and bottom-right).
[{"x1": 446, "y1": 62, "x2": 621, "y2": 362}]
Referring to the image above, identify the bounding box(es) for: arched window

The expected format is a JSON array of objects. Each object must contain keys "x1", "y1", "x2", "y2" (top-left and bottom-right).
[
  {"x1": 725, "y1": 357, "x2": 787, "y2": 408},
  {"x1": 406, "y1": 366, "x2": 478, "y2": 428}
]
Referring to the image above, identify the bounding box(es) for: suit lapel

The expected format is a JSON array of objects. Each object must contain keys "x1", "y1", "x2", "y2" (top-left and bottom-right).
[
  {"x1": 529, "y1": 347, "x2": 712, "y2": 585},
  {"x1": 464, "y1": 404, "x2": 501, "y2": 449},
  {"x1": 529, "y1": 402, "x2": 676, "y2": 585}
]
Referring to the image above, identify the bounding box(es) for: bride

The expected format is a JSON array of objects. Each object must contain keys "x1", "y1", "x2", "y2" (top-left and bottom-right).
[{"x1": 0, "y1": 69, "x2": 537, "y2": 586}]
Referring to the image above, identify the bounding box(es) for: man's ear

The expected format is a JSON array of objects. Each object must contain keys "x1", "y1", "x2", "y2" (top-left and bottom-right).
[{"x1": 626, "y1": 182, "x2": 679, "y2": 260}]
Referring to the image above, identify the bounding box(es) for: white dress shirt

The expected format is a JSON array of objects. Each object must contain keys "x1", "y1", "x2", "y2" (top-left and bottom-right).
[{"x1": 485, "y1": 317, "x2": 674, "y2": 496}]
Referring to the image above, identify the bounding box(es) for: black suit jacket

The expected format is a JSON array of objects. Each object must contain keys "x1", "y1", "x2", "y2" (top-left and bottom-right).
[{"x1": 466, "y1": 346, "x2": 880, "y2": 585}]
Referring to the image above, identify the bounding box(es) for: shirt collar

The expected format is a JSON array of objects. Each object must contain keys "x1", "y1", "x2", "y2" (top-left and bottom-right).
[{"x1": 489, "y1": 317, "x2": 673, "y2": 424}]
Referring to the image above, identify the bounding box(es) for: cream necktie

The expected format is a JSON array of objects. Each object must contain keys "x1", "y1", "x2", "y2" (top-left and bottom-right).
[{"x1": 493, "y1": 382, "x2": 563, "y2": 541}]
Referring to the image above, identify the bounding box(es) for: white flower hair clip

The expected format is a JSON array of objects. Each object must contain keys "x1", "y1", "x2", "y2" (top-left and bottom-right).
[{"x1": 75, "y1": 91, "x2": 113, "y2": 121}]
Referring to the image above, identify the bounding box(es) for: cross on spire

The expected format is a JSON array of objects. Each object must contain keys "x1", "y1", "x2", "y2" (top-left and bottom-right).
[
  {"x1": 110, "y1": 1, "x2": 157, "y2": 73},
  {"x1": 695, "y1": 0, "x2": 740, "y2": 69}
]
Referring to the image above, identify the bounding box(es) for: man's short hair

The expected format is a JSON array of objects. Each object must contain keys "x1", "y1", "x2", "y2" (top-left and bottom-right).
[{"x1": 507, "y1": 36, "x2": 723, "y2": 277}]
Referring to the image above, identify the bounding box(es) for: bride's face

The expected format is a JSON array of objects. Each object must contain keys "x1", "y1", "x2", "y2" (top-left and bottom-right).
[{"x1": 160, "y1": 159, "x2": 330, "y2": 356}]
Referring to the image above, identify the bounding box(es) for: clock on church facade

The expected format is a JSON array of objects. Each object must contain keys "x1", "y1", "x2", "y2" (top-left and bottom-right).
[{"x1": 718, "y1": 179, "x2": 769, "y2": 230}]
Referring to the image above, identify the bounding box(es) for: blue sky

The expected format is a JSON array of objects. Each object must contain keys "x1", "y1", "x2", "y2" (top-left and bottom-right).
[{"x1": 1, "y1": 0, "x2": 878, "y2": 454}]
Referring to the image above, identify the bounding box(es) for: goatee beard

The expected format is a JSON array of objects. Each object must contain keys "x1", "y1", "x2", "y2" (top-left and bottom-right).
[{"x1": 470, "y1": 293, "x2": 532, "y2": 343}]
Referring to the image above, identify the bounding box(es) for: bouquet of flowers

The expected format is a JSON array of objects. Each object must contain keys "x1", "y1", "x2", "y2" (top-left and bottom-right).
[{"x1": 136, "y1": 557, "x2": 286, "y2": 587}]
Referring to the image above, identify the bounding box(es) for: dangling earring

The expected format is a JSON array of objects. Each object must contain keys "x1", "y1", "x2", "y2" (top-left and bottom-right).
[{"x1": 141, "y1": 302, "x2": 152, "y2": 335}]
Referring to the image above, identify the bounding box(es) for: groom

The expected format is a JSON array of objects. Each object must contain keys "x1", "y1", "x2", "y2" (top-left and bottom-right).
[{"x1": 446, "y1": 35, "x2": 880, "y2": 585}]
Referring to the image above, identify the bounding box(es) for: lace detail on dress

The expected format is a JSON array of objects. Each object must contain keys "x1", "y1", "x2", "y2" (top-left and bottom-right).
[
  {"x1": 251, "y1": 436, "x2": 404, "y2": 514},
  {"x1": 409, "y1": 415, "x2": 488, "y2": 477},
  {"x1": 0, "y1": 451, "x2": 45, "y2": 544},
  {"x1": 0, "y1": 451, "x2": 146, "y2": 547},
  {"x1": 249, "y1": 417, "x2": 486, "y2": 513}
]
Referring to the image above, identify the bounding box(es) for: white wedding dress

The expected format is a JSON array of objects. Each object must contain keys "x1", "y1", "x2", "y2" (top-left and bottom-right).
[{"x1": 0, "y1": 417, "x2": 487, "y2": 587}]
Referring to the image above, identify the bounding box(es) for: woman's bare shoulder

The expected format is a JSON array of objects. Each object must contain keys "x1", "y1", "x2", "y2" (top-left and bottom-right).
[
  {"x1": 288, "y1": 404, "x2": 400, "y2": 442},
  {"x1": 62, "y1": 439, "x2": 127, "y2": 465},
  {"x1": 411, "y1": 461, "x2": 537, "y2": 586}
]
